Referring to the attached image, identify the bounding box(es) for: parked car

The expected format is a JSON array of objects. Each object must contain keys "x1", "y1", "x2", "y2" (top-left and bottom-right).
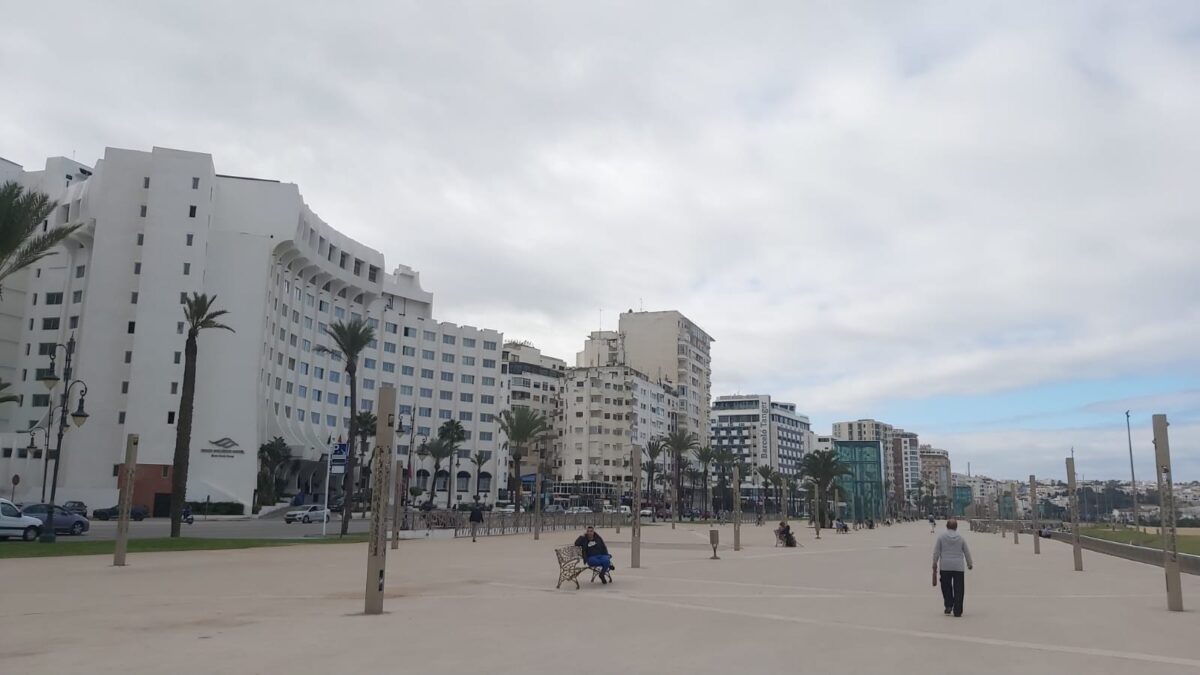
[
  {"x1": 543, "y1": 504, "x2": 565, "y2": 514},
  {"x1": 566, "y1": 506, "x2": 592, "y2": 515},
  {"x1": 0, "y1": 498, "x2": 43, "y2": 541},
  {"x1": 494, "y1": 505, "x2": 516, "y2": 514},
  {"x1": 639, "y1": 508, "x2": 653, "y2": 517},
  {"x1": 92, "y1": 505, "x2": 148, "y2": 521},
  {"x1": 619, "y1": 505, "x2": 632, "y2": 515},
  {"x1": 19, "y1": 504, "x2": 90, "y2": 536},
  {"x1": 62, "y1": 501, "x2": 89, "y2": 516},
  {"x1": 285, "y1": 505, "x2": 330, "y2": 523}
]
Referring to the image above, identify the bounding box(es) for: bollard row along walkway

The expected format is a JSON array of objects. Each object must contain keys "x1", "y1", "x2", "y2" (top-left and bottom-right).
[{"x1": 3, "y1": 520, "x2": 1200, "y2": 674}]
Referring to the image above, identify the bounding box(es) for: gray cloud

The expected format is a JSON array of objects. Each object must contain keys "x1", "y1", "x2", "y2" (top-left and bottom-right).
[{"x1": 3, "y1": 1, "x2": 1198, "y2": 476}]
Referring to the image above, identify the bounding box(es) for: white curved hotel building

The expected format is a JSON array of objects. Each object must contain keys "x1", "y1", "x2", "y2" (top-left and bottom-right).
[{"x1": 0, "y1": 147, "x2": 507, "y2": 512}]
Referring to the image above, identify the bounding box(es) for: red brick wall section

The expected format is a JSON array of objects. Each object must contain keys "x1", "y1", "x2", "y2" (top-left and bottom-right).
[{"x1": 116, "y1": 464, "x2": 172, "y2": 510}]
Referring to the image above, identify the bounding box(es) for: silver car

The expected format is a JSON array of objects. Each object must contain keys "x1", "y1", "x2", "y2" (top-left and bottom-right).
[{"x1": 19, "y1": 504, "x2": 91, "y2": 536}]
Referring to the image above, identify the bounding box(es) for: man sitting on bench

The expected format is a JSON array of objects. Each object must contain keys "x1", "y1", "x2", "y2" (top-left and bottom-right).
[
  {"x1": 574, "y1": 526, "x2": 614, "y2": 584},
  {"x1": 776, "y1": 521, "x2": 797, "y2": 547}
]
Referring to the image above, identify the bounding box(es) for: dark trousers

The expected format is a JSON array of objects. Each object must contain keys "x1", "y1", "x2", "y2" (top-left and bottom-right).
[{"x1": 939, "y1": 570, "x2": 965, "y2": 615}]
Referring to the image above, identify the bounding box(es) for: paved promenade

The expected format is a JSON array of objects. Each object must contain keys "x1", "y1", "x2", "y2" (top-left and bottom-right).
[{"x1": 4, "y1": 521, "x2": 1200, "y2": 674}]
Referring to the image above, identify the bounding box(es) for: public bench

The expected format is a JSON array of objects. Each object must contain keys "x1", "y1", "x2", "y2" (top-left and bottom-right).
[{"x1": 554, "y1": 546, "x2": 606, "y2": 589}]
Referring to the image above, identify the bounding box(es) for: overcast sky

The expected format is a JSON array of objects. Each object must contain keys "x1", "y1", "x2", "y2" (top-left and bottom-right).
[{"x1": 3, "y1": 2, "x2": 1197, "y2": 481}]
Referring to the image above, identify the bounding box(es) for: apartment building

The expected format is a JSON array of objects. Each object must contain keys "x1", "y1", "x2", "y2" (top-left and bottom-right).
[
  {"x1": 919, "y1": 446, "x2": 952, "y2": 499},
  {"x1": 501, "y1": 341, "x2": 566, "y2": 493},
  {"x1": 578, "y1": 311, "x2": 713, "y2": 439},
  {"x1": 0, "y1": 147, "x2": 507, "y2": 511},
  {"x1": 710, "y1": 394, "x2": 810, "y2": 489},
  {"x1": 554, "y1": 365, "x2": 675, "y2": 506}
]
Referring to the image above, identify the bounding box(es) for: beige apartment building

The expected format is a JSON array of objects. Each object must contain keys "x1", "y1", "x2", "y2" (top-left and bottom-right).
[
  {"x1": 554, "y1": 365, "x2": 677, "y2": 506},
  {"x1": 576, "y1": 310, "x2": 713, "y2": 439}
]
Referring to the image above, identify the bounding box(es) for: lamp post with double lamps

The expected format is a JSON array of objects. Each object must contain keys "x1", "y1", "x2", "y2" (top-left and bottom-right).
[{"x1": 38, "y1": 335, "x2": 89, "y2": 543}]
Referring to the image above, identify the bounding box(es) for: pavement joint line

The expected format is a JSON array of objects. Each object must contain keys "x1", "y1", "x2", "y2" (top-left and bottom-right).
[
  {"x1": 550, "y1": 586, "x2": 1200, "y2": 669},
  {"x1": 609, "y1": 575, "x2": 894, "y2": 596}
]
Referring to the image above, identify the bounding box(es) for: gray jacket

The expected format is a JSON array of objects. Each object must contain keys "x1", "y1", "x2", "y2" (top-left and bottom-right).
[{"x1": 933, "y1": 531, "x2": 973, "y2": 572}]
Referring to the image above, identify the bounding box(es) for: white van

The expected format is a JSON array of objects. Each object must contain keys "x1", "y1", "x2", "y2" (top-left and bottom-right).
[{"x1": 0, "y1": 498, "x2": 43, "y2": 541}]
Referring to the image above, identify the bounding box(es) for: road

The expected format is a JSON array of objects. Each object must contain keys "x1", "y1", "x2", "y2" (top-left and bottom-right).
[{"x1": 74, "y1": 515, "x2": 373, "y2": 540}]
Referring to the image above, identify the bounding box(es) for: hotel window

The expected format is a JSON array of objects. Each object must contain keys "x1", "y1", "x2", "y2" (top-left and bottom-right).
[
  {"x1": 186, "y1": 233, "x2": 194, "y2": 246},
  {"x1": 72, "y1": 290, "x2": 82, "y2": 303},
  {"x1": 442, "y1": 334, "x2": 456, "y2": 345},
  {"x1": 192, "y1": 177, "x2": 200, "y2": 189},
  {"x1": 420, "y1": 388, "x2": 433, "y2": 398},
  {"x1": 423, "y1": 330, "x2": 436, "y2": 341},
  {"x1": 363, "y1": 358, "x2": 376, "y2": 369},
  {"x1": 463, "y1": 338, "x2": 476, "y2": 348},
  {"x1": 183, "y1": 262, "x2": 191, "y2": 275},
  {"x1": 188, "y1": 205, "x2": 197, "y2": 218},
  {"x1": 75, "y1": 265, "x2": 85, "y2": 278},
  {"x1": 42, "y1": 317, "x2": 59, "y2": 330},
  {"x1": 382, "y1": 362, "x2": 395, "y2": 373},
  {"x1": 402, "y1": 366, "x2": 415, "y2": 376},
  {"x1": 422, "y1": 349, "x2": 434, "y2": 360},
  {"x1": 143, "y1": 177, "x2": 150, "y2": 188},
  {"x1": 140, "y1": 205, "x2": 147, "y2": 217},
  {"x1": 439, "y1": 391, "x2": 452, "y2": 401}
]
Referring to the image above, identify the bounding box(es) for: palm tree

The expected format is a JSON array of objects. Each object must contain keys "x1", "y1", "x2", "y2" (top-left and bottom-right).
[
  {"x1": 644, "y1": 437, "x2": 667, "y2": 521},
  {"x1": 437, "y1": 420, "x2": 465, "y2": 509},
  {"x1": 353, "y1": 411, "x2": 377, "y2": 518},
  {"x1": 756, "y1": 465, "x2": 775, "y2": 513},
  {"x1": 685, "y1": 467, "x2": 703, "y2": 511},
  {"x1": 498, "y1": 407, "x2": 549, "y2": 513},
  {"x1": 785, "y1": 475, "x2": 800, "y2": 518},
  {"x1": 470, "y1": 451, "x2": 488, "y2": 500},
  {"x1": 0, "y1": 378, "x2": 20, "y2": 405},
  {"x1": 257, "y1": 436, "x2": 290, "y2": 508},
  {"x1": 772, "y1": 472, "x2": 786, "y2": 520},
  {"x1": 315, "y1": 318, "x2": 375, "y2": 536},
  {"x1": 0, "y1": 181, "x2": 82, "y2": 298},
  {"x1": 693, "y1": 446, "x2": 715, "y2": 516},
  {"x1": 735, "y1": 459, "x2": 752, "y2": 513},
  {"x1": 170, "y1": 293, "x2": 234, "y2": 537},
  {"x1": 423, "y1": 437, "x2": 457, "y2": 508},
  {"x1": 712, "y1": 447, "x2": 736, "y2": 512},
  {"x1": 664, "y1": 429, "x2": 700, "y2": 527},
  {"x1": 799, "y1": 450, "x2": 851, "y2": 539}
]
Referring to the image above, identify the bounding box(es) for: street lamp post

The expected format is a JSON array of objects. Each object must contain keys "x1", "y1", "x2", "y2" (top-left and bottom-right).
[
  {"x1": 1126, "y1": 411, "x2": 1139, "y2": 533},
  {"x1": 27, "y1": 426, "x2": 50, "y2": 501},
  {"x1": 38, "y1": 335, "x2": 89, "y2": 543}
]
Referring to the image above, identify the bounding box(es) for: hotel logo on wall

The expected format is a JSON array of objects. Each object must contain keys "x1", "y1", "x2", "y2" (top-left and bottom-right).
[{"x1": 202, "y1": 437, "x2": 246, "y2": 459}]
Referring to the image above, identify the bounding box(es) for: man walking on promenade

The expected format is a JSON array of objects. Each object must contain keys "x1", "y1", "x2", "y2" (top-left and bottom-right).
[
  {"x1": 468, "y1": 498, "x2": 484, "y2": 542},
  {"x1": 932, "y1": 519, "x2": 973, "y2": 617}
]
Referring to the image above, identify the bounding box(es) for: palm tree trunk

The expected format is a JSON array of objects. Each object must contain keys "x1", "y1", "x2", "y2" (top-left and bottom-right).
[
  {"x1": 512, "y1": 451, "x2": 522, "y2": 514},
  {"x1": 359, "y1": 436, "x2": 369, "y2": 519},
  {"x1": 169, "y1": 333, "x2": 199, "y2": 538},
  {"x1": 339, "y1": 366, "x2": 358, "y2": 536}
]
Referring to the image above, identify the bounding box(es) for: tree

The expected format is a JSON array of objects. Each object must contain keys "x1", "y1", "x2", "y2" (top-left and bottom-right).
[
  {"x1": 799, "y1": 450, "x2": 851, "y2": 539},
  {"x1": 315, "y1": 318, "x2": 375, "y2": 536},
  {"x1": 693, "y1": 446, "x2": 716, "y2": 515},
  {"x1": 785, "y1": 475, "x2": 800, "y2": 517},
  {"x1": 353, "y1": 411, "x2": 377, "y2": 518},
  {"x1": 498, "y1": 407, "x2": 550, "y2": 513},
  {"x1": 0, "y1": 378, "x2": 20, "y2": 405},
  {"x1": 664, "y1": 429, "x2": 700, "y2": 527},
  {"x1": 470, "y1": 451, "x2": 488, "y2": 499},
  {"x1": 257, "y1": 436, "x2": 290, "y2": 508},
  {"x1": 712, "y1": 447, "x2": 736, "y2": 512},
  {"x1": 644, "y1": 437, "x2": 667, "y2": 521},
  {"x1": 170, "y1": 294, "x2": 234, "y2": 537},
  {"x1": 0, "y1": 181, "x2": 82, "y2": 298},
  {"x1": 772, "y1": 472, "x2": 785, "y2": 519},
  {"x1": 437, "y1": 419, "x2": 465, "y2": 509},
  {"x1": 685, "y1": 467, "x2": 703, "y2": 511},
  {"x1": 756, "y1": 465, "x2": 775, "y2": 513},
  {"x1": 422, "y1": 437, "x2": 457, "y2": 508}
]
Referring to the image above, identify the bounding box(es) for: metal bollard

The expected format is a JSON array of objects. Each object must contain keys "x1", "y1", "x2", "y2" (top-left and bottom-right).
[{"x1": 710, "y1": 529, "x2": 720, "y2": 560}]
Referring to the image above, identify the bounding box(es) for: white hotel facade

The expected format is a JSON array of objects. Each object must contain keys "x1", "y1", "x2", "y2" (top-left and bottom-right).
[{"x1": 0, "y1": 147, "x2": 508, "y2": 512}]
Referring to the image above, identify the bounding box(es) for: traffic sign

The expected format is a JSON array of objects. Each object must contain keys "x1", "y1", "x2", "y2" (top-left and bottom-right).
[{"x1": 331, "y1": 443, "x2": 349, "y2": 474}]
